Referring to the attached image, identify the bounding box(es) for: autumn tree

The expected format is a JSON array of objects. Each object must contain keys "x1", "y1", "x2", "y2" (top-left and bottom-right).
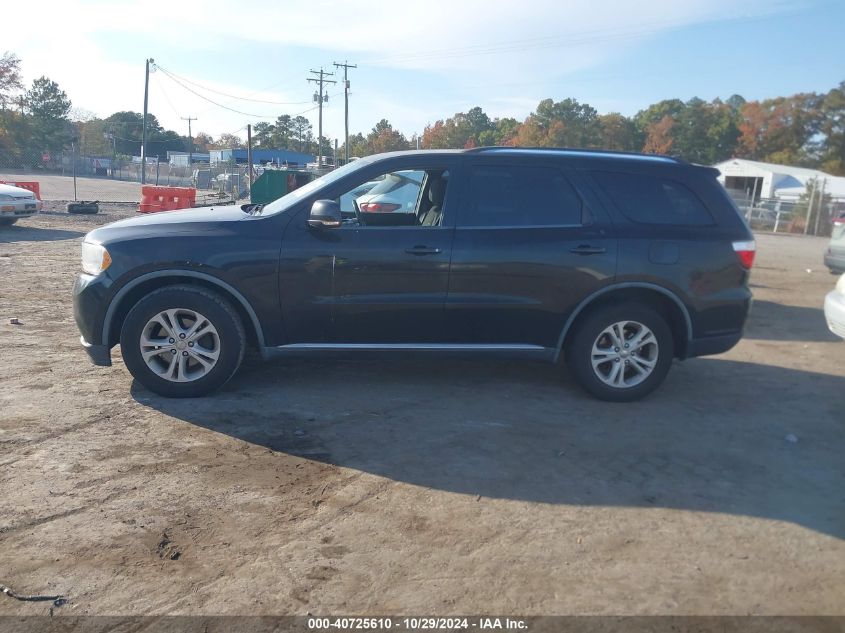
[
  {"x1": 513, "y1": 98, "x2": 600, "y2": 148},
  {"x1": 367, "y1": 119, "x2": 409, "y2": 153},
  {"x1": 643, "y1": 115, "x2": 674, "y2": 154},
  {"x1": 0, "y1": 52, "x2": 23, "y2": 109},
  {"x1": 213, "y1": 133, "x2": 244, "y2": 149},
  {"x1": 597, "y1": 113, "x2": 640, "y2": 151}
]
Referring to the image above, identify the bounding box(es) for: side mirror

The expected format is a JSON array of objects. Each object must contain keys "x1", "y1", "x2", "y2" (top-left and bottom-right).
[{"x1": 308, "y1": 200, "x2": 343, "y2": 229}]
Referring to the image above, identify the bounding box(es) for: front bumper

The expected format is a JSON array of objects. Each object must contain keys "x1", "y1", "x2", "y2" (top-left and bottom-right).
[
  {"x1": 74, "y1": 272, "x2": 114, "y2": 365},
  {"x1": 824, "y1": 248, "x2": 845, "y2": 273},
  {"x1": 80, "y1": 335, "x2": 112, "y2": 366},
  {"x1": 824, "y1": 289, "x2": 845, "y2": 340}
]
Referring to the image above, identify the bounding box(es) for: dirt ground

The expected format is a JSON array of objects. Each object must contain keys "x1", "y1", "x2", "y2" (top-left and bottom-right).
[
  {"x1": 0, "y1": 204, "x2": 843, "y2": 617},
  {"x1": 0, "y1": 172, "x2": 143, "y2": 203}
]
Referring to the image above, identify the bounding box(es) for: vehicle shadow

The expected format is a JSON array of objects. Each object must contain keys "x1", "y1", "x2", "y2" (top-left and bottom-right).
[
  {"x1": 0, "y1": 225, "x2": 84, "y2": 243},
  {"x1": 745, "y1": 299, "x2": 841, "y2": 343},
  {"x1": 132, "y1": 356, "x2": 845, "y2": 539}
]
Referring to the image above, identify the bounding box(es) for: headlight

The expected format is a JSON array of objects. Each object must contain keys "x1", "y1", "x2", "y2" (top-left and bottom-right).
[
  {"x1": 81, "y1": 241, "x2": 112, "y2": 275},
  {"x1": 837, "y1": 274, "x2": 845, "y2": 296}
]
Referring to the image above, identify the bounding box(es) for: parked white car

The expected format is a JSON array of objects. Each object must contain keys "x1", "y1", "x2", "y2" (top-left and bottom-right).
[
  {"x1": 824, "y1": 273, "x2": 845, "y2": 340},
  {"x1": 0, "y1": 183, "x2": 42, "y2": 225}
]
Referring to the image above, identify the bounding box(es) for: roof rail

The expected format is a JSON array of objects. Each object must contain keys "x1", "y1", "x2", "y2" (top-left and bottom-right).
[{"x1": 464, "y1": 146, "x2": 687, "y2": 164}]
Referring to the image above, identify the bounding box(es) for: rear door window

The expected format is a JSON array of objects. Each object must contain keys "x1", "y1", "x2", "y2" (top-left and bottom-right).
[
  {"x1": 591, "y1": 170, "x2": 714, "y2": 226},
  {"x1": 459, "y1": 165, "x2": 585, "y2": 227}
]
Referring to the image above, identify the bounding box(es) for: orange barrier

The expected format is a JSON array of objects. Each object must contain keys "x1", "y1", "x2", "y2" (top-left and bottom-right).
[
  {"x1": 0, "y1": 180, "x2": 41, "y2": 200},
  {"x1": 139, "y1": 185, "x2": 196, "y2": 213}
]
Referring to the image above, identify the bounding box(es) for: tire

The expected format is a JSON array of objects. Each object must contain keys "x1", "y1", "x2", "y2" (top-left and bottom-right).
[
  {"x1": 67, "y1": 202, "x2": 99, "y2": 214},
  {"x1": 120, "y1": 285, "x2": 245, "y2": 397},
  {"x1": 565, "y1": 302, "x2": 674, "y2": 402},
  {"x1": 0, "y1": 217, "x2": 18, "y2": 226}
]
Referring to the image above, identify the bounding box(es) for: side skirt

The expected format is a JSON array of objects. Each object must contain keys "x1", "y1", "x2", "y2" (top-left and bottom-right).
[{"x1": 260, "y1": 343, "x2": 556, "y2": 362}]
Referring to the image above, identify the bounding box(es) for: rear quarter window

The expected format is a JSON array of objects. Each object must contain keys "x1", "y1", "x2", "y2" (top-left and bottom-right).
[{"x1": 591, "y1": 170, "x2": 714, "y2": 226}]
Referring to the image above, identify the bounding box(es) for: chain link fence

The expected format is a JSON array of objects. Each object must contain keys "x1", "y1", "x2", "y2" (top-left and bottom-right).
[
  {"x1": 725, "y1": 190, "x2": 842, "y2": 237},
  {"x1": 0, "y1": 149, "x2": 255, "y2": 205}
]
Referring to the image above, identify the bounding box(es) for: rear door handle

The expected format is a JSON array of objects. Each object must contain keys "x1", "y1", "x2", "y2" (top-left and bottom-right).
[
  {"x1": 570, "y1": 244, "x2": 606, "y2": 255},
  {"x1": 405, "y1": 246, "x2": 442, "y2": 255}
]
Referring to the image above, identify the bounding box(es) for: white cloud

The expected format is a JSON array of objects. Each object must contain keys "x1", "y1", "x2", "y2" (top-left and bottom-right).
[{"x1": 5, "y1": 0, "x2": 799, "y2": 136}]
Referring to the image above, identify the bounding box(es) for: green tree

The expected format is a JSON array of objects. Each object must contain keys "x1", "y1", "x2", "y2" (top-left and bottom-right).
[
  {"x1": 271, "y1": 114, "x2": 293, "y2": 149},
  {"x1": 292, "y1": 116, "x2": 312, "y2": 152},
  {"x1": 25, "y1": 76, "x2": 72, "y2": 151},
  {"x1": 819, "y1": 82, "x2": 845, "y2": 175},
  {"x1": 252, "y1": 122, "x2": 274, "y2": 148}
]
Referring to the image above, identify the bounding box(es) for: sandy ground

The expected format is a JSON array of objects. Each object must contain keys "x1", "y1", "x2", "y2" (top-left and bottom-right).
[{"x1": 0, "y1": 205, "x2": 843, "y2": 617}]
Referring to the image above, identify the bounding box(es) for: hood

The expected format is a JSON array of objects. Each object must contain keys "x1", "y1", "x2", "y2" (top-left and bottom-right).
[
  {"x1": 0, "y1": 183, "x2": 36, "y2": 198},
  {"x1": 85, "y1": 205, "x2": 249, "y2": 244}
]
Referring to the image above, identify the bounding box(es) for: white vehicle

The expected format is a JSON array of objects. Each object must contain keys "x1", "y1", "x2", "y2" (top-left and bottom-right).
[
  {"x1": 824, "y1": 273, "x2": 845, "y2": 340},
  {"x1": 0, "y1": 183, "x2": 42, "y2": 225}
]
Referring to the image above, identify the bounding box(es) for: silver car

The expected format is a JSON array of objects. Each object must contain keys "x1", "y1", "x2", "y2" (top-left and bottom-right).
[
  {"x1": 824, "y1": 273, "x2": 845, "y2": 340},
  {"x1": 824, "y1": 214, "x2": 845, "y2": 274},
  {"x1": 0, "y1": 183, "x2": 42, "y2": 225}
]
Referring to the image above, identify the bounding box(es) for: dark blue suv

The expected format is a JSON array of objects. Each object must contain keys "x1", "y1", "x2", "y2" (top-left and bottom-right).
[{"x1": 73, "y1": 148, "x2": 755, "y2": 401}]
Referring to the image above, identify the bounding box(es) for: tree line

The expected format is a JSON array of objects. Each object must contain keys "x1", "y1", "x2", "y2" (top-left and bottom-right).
[{"x1": 2, "y1": 51, "x2": 843, "y2": 174}]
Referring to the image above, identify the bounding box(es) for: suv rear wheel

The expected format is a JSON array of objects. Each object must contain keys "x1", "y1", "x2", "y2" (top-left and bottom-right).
[
  {"x1": 120, "y1": 285, "x2": 245, "y2": 397},
  {"x1": 565, "y1": 302, "x2": 674, "y2": 402}
]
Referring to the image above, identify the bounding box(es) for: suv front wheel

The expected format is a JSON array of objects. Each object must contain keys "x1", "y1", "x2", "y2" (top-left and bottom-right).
[
  {"x1": 120, "y1": 285, "x2": 245, "y2": 398},
  {"x1": 565, "y1": 302, "x2": 674, "y2": 402}
]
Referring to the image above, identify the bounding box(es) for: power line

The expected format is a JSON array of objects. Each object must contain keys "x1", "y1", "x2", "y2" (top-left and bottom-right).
[
  {"x1": 154, "y1": 63, "x2": 312, "y2": 105},
  {"x1": 153, "y1": 73, "x2": 182, "y2": 118},
  {"x1": 155, "y1": 65, "x2": 280, "y2": 117}
]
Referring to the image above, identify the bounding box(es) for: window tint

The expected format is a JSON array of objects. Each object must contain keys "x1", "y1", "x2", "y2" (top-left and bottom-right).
[
  {"x1": 460, "y1": 165, "x2": 583, "y2": 227},
  {"x1": 592, "y1": 170, "x2": 714, "y2": 225},
  {"x1": 338, "y1": 170, "x2": 424, "y2": 215}
]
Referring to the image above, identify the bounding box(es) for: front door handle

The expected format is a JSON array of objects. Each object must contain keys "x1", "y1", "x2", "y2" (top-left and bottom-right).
[
  {"x1": 570, "y1": 244, "x2": 606, "y2": 255},
  {"x1": 405, "y1": 246, "x2": 442, "y2": 255}
]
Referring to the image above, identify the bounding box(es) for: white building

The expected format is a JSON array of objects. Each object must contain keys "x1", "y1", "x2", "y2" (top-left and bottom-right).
[{"x1": 714, "y1": 158, "x2": 845, "y2": 203}]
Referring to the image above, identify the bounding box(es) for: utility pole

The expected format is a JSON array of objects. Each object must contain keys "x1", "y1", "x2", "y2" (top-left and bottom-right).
[
  {"x1": 804, "y1": 178, "x2": 818, "y2": 235},
  {"x1": 181, "y1": 116, "x2": 197, "y2": 168},
  {"x1": 814, "y1": 178, "x2": 827, "y2": 236},
  {"x1": 247, "y1": 124, "x2": 254, "y2": 186},
  {"x1": 333, "y1": 61, "x2": 356, "y2": 164},
  {"x1": 141, "y1": 58, "x2": 154, "y2": 185},
  {"x1": 307, "y1": 68, "x2": 336, "y2": 168}
]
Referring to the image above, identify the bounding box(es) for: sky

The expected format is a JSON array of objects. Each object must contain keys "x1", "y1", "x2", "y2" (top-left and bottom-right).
[{"x1": 5, "y1": 0, "x2": 845, "y2": 144}]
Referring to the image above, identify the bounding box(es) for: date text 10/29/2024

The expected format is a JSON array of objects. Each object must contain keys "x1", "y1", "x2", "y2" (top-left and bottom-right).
[{"x1": 308, "y1": 617, "x2": 528, "y2": 630}]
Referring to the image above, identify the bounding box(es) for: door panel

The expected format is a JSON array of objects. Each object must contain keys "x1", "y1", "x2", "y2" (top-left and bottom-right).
[
  {"x1": 278, "y1": 158, "x2": 461, "y2": 345},
  {"x1": 446, "y1": 226, "x2": 616, "y2": 346},
  {"x1": 330, "y1": 226, "x2": 453, "y2": 343},
  {"x1": 445, "y1": 161, "x2": 617, "y2": 348}
]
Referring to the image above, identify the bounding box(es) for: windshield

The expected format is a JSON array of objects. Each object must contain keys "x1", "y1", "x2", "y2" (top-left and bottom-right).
[{"x1": 259, "y1": 156, "x2": 378, "y2": 216}]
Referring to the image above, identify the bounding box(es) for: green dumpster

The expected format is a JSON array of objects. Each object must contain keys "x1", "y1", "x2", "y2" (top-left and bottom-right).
[{"x1": 250, "y1": 170, "x2": 315, "y2": 205}]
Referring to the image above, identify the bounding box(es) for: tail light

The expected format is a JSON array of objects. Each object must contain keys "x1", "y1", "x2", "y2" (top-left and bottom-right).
[
  {"x1": 732, "y1": 240, "x2": 756, "y2": 270},
  {"x1": 360, "y1": 202, "x2": 401, "y2": 213}
]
